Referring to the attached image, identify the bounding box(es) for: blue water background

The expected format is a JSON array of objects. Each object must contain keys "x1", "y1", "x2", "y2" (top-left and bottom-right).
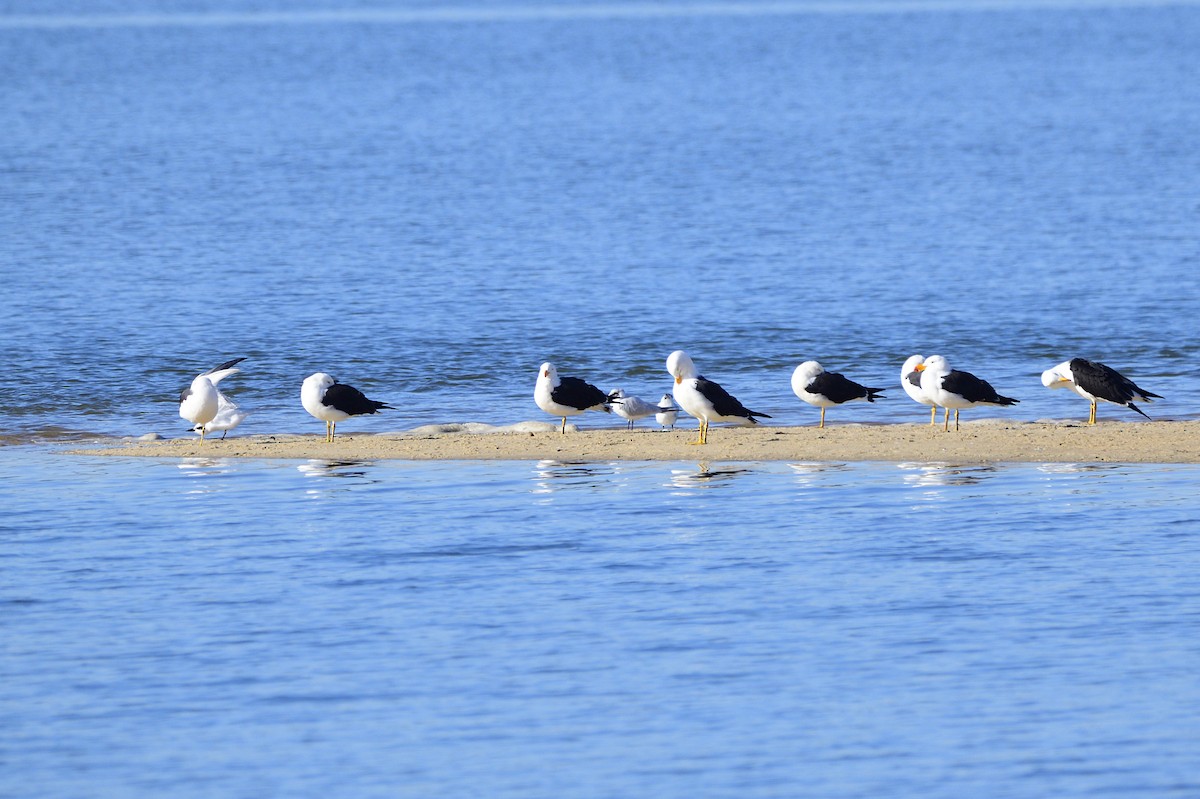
[
  {"x1": 4, "y1": 453, "x2": 1200, "y2": 797},
  {"x1": 3, "y1": 3, "x2": 1200, "y2": 796},
  {"x1": 2, "y1": 0, "x2": 1198, "y2": 438}
]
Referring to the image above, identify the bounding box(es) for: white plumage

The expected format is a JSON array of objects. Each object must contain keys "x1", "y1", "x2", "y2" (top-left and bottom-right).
[
  {"x1": 900, "y1": 354, "x2": 938, "y2": 426},
  {"x1": 609, "y1": 388, "x2": 660, "y2": 429},
  {"x1": 655, "y1": 394, "x2": 679, "y2": 430},
  {"x1": 666, "y1": 350, "x2": 770, "y2": 445},
  {"x1": 179, "y1": 357, "x2": 245, "y2": 443}
]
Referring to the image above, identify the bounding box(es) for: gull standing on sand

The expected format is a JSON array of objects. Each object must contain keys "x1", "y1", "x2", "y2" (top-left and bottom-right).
[
  {"x1": 534, "y1": 362, "x2": 611, "y2": 433},
  {"x1": 666, "y1": 350, "x2": 771, "y2": 445},
  {"x1": 791, "y1": 360, "x2": 885, "y2": 428},
  {"x1": 609, "y1": 388, "x2": 660, "y2": 429},
  {"x1": 655, "y1": 394, "x2": 679, "y2": 430},
  {"x1": 302, "y1": 372, "x2": 392, "y2": 442},
  {"x1": 179, "y1": 357, "x2": 246, "y2": 443},
  {"x1": 1041, "y1": 358, "x2": 1162, "y2": 424},
  {"x1": 918, "y1": 355, "x2": 1019, "y2": 432},
  {"x1": 901, "y1": 354, "x2": 939, "y2": 426}
]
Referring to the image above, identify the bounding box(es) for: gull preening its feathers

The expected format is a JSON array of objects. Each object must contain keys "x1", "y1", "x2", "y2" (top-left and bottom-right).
[
  {"x1": 179, "y1": 357, "x2": 246, "y2": 443},
  {"x1": 666, "y1": 350, "x2": 770, "y2": 445},
  {"x1": 1041, "y1": 358, "x2": 1161, "y2": 424}
]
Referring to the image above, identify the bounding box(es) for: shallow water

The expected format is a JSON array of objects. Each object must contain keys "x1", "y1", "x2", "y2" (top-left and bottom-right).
[
  {"x1": 2, "y1": 1, "x2": 1198, "y2": 439},
  {"x1": 4, "y1": 3, "x2": 1200, "y2": 795},
  {"x1": 3, "y1": 452, "x2": 1200, "y2": 797}
]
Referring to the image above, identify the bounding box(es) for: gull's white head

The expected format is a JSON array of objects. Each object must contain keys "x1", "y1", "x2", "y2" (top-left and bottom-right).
[
  {"x1": 902, "y1": 354, "x2": 925, "y2": 376},
  {"x1": 666, "y1": 350, "x2": 696, "y2": 383},
  {"x1": 303, "y1": 372, "x2": 336, "y2": 392},
  {"x1": 1041, "y1": 360, "x2": 1074, "y2": 389},
  {"x1": 923, "y1": 355, "x2": 949, "y2": 375},
  {"x1": 538, "y1": 362, "x2": 558, "y2": 384},
  {"x1": 791, "y1": 361, "x2": 823, "y2": 394}
]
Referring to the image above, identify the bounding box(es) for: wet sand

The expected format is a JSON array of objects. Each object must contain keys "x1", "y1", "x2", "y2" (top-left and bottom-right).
[{"x1": 77, "y1": 419, "x2": 1200, "y2": 463}]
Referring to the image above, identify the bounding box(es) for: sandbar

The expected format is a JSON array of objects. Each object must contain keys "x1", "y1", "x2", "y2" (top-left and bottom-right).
[{"x1": 76, "y1": 419, "x2": 1200, "y2": 463}]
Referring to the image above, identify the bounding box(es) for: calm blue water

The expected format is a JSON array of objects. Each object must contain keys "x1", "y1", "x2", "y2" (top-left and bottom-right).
[
  {"x1": 3, "y1": 453, "x2": 1200, "y2": 798},
  {"x1": 4, "y1": 2, "x2": 1200, "y2": 796}
]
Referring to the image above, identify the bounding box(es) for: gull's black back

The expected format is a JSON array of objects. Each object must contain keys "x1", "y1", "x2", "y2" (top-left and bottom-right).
[
  {"x1": 324, "y1": 383, "x2": 391, "y2": 416},
  {"x1": 1070, "y1": 358, "x2": 1162, "y2": 403},
  {"x1": 942, "y1": 370, "x2": 1018, "y2": 406},
  {"x1": 553, "y1": 376, "x2": 609, "y2": 411},
  {"x1": 697, "y1": 376, "x2": 772, "y2": 421}
]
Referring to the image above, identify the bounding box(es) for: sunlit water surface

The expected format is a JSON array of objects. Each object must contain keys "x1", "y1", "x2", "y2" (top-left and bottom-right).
[
  {"x1": 4, "y1": 452, "x2": 1200, "y2": 797},
  {"x1": 3, "y1": 2, "x2": 1200, "y2": 795}
]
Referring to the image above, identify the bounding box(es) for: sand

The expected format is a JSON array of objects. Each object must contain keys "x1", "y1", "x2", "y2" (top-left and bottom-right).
[{"x1": 75, "y1": 419, "x2": 1200, "y2": 463}]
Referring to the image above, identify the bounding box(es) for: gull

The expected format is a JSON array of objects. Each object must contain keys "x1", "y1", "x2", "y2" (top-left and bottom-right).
[
  {"x1": 609, "y1": 388, "x2": 661, "y2": 429},
  {"x1": 179, "y1": 357, "x2": 245, "y2": 443},
  {"x1": 791, "y1": 360, "x2": 885, "y2": 428},
  {"x1": 666, "y1": 350, "x2": 770, "y2": 445},
  {"x1": 655, "y1": 394, "x2": 679, "y2": 430},
  {"x1": 901, "y1": 354, "x2": 938, "y2": 426},
  {"x1": 1041, "y1": 358, "x2": 1162, "y2": 424},
  {"x1": 918, "y1": 355, "x2": 1019, "y2": 432},
  {"x1": 534, "y1": 362, "x2": 611, "y2": 433},
  {"x1": 301, "y1": 372, "x2": 392, "y2": 442}
]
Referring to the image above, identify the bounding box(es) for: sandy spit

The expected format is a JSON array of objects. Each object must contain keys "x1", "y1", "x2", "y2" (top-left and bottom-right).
[{"x1": 74, "y1": 419, "x2": 1200, "y2": 463}]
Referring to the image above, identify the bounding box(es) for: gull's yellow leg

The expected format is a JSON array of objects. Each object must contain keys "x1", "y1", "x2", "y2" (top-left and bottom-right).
[
  {"x1": 954, "y1": 410, "x2": 960, "y2": 431},
  {"x1": 561, "y1": 416, "x2": 567, "y2": 434},
  {"x1": 691, "y1": 419, "x2": 706, "y2": 445},
  {"x1": 929, "y1": 406, "x2": 936, "y2": 426},
  {"x1": 1089, "y1": 402, "x2": 1097, "y2": 425},
  {"x1": 943, "y1": 407, "x2": 949, "y2": 432},
  {"x1": 819, "y1": 407, "x2": 826, "y2": 428}
]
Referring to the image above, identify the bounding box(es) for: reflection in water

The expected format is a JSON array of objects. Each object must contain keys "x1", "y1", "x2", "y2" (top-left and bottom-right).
[
  {"x1": 897, "y1": 462, "x2": 999, "y2": 492},
  {"x1": 176, "y1": 457, "x2": 233, "y2": 497},
  {"x1": 297, "y1": 460, "x2": 376, "y2": 479},
  {"x1": 788, "y1": 461, "x2": 851, "y2": 489},
  {"x1": 531, "y1": 460, "x2": 617, "y2": 497},
  {"x1": 1036, "y1": 462, "x2": 1123, "y2": 477},
  {"x1": 667, "y1": 462, "x2": 751, "y2": 491},
  {"x1": 297, "y1": 460, "x2": 381, "y2": 498}
]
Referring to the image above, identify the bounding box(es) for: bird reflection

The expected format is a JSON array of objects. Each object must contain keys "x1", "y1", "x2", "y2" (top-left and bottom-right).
[
  {"x1": 667, "y1": 462, "x2": 750, "y2": 489},
  {"x1": 898, "y1": 462, "x2": 998, "y2": 489},
  {"x1": 176, "y1": 457, "x2": 233, "y2": 497},
  {"x1": 531, "y1": 460, "x2": 616, "y2": 495},
  {"x1": 787, "y1": 462, "x2": 851, "y2": 489},
  {"x1": 297, "y1": 460, "x2": 376, "y2": 479}
]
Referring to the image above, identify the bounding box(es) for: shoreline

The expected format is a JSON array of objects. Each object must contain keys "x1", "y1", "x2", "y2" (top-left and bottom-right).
[{"x1": 71, "y1": 419, "x2": 1200, "y2": 463}]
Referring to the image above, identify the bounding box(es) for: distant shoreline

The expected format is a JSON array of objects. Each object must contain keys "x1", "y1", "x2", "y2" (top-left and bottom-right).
[{"x1": 75, "y1": 420, "x2": 1200, "y2": 464}]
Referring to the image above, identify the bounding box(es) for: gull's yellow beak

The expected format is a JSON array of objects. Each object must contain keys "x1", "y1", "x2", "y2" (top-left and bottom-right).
[
  {"x1": 674, "y1": 375, "x2": 682, "y2": 384},
  {"x1": 915, "y1": 363, "x2": 926, "y2": 372}
]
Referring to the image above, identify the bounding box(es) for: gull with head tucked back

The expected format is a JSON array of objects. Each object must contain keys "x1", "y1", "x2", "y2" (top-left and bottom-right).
[
  {"x1": 791, "y1": 360, "x2": 885, "y2": 428},
  {"x1": 666, "y1": 350, "x2": 771, "y2": 445},
  {"x1": 301, "y1": 372, "x2": 392, "y2": 443},
  {"x1": 900, "y1": 354, "x2": 938, "y2": 426}
]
